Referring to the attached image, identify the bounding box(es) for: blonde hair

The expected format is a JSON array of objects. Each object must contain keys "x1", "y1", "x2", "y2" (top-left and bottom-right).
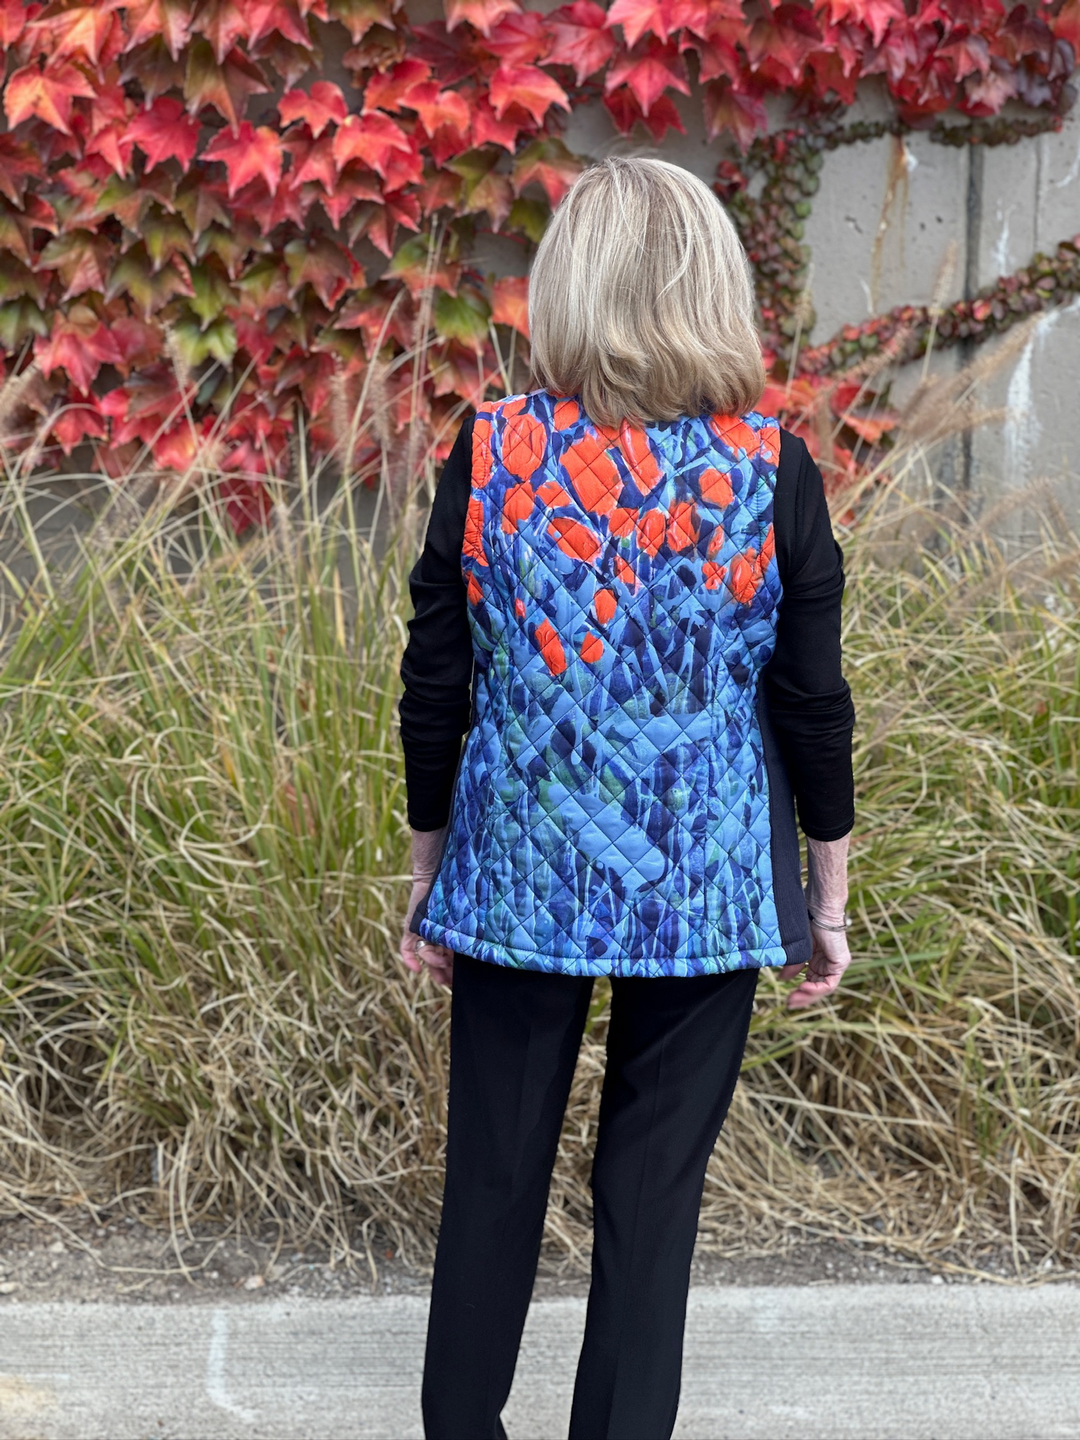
[{"x1": 527, "y1": 156, "x2": 766, "y2": 429}]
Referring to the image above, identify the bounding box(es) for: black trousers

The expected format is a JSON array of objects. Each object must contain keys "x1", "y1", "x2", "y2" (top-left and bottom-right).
[{"x1": 421, "y1": 951, "x2": 759, "y2": 1440}]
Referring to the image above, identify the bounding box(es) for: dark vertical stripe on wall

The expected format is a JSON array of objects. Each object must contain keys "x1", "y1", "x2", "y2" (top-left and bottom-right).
[{"x1": 757, "y1": 692, "x2": 813, "y2": 967}]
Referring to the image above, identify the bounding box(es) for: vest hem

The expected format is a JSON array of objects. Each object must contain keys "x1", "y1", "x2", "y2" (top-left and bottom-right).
[{"x1": 417, "y1": 918, "x2": 795, "y2": 978}]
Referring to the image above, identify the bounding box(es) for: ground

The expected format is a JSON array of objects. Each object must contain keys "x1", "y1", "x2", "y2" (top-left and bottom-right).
[{"x1": 0, "y1": 1205, "x2": 1070, "y2": 1307}]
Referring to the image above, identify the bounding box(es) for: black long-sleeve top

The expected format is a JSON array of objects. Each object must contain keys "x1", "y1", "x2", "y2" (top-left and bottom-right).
[{"x1": 399, "y1": 415, "x2": 855, "y2": 842}]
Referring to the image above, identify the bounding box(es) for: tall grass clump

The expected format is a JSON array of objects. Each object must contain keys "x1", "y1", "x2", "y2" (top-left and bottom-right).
[{"x1": 0, "y1": 362, "x2": 1078, "y2": 1277}]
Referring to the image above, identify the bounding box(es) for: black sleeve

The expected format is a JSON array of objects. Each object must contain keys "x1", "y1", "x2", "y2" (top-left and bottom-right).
[
  {"x1": 397, "y1": 414, "x2": 475, "y2": 831},
  {"x1": 764, "y1": 429, "x2": 856, "y2": 842}
]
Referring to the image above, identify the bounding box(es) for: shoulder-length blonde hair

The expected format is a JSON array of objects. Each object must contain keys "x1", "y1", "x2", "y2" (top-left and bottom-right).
[{"x1": 527, "y1": 156, "x2": 766, "y2": 429}]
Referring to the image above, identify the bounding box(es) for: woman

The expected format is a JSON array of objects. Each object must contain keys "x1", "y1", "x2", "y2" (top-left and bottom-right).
[{"x1": 398, "y1": 156, "x2": 855, "y2": 1440}]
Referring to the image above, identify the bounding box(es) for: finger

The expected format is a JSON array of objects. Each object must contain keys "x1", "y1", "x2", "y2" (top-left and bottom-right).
[
  {"x1": 427, "y1": 958, "x2": 454, "y2": 988},
  {"x1": 786, "y1": 975, "x2": 842, "y2": 1010},
  {"x1": 778, "y1": 962, "x2": 806, "y2": 980},
  {"x1": 400, "y1": 936, "x2": 422, "y2": 973},
  {"x1": 422, "y1": 944, "x2": 454, "y2": 965}
]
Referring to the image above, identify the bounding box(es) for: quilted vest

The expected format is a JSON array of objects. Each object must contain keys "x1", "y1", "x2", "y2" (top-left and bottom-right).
[{"x1": 415, "y1": 389, "x2": 812, "y2": 979}]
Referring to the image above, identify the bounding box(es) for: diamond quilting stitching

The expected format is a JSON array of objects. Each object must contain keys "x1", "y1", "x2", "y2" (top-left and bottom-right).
[{"x1": 422, "y1": 392, "x2": 786, "y2": 975}]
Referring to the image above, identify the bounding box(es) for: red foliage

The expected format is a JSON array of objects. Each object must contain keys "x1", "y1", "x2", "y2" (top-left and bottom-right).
[{"x1": 0, "y1": 0, "x2": 1075, "y2": 527}]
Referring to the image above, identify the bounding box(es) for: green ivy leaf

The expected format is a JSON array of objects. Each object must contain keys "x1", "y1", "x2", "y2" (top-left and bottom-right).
[
  {"x1": 0, "y1": 298, "x2": 48, "y2": 349},
  {"x1": 172, "y1": 314, "x2": 237, "y2": 367},
  {"x1": 506, "y1": 197, "x2": 548, "y2": 244},
  {"x1": 433, "y1": 287, "x2": 491, "y2": 347},
  {"x1": 189, "y1": 262, "x2": 236, "y2": 327}
]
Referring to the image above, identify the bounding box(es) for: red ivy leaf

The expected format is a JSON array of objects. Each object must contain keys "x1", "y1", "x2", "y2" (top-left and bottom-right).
[
  {"x1": 52, "y1": 399, "x2": 107, "y2": 455},
  {"x1": 284, "y1": 235, "x2": 360, "y2": 306},
  {"x1": 192, "y1": 0, "x2": 247, "y2": 62},
  {"x1": 37, "y1": 6, "x2": 120, "y2": 66},
  {"x1": 814, "y1": 0, "x2": 905, "y2": 48},
  {"x1": 35, "y1": 306, "x2": 125, "y2": 393},
  {"x1": 444, "y1": 0, "x2": 521, "y2": 37},
  {"x1": 4, "y1": 62, "x2": 97, "y2": 135},
  {"x1": 332, "y1": 112, "x2": 414, "y2": 178},
  {"x1": 489, "y1": 63, "x2": 571, "y2": 123},
  {"x1": 127, "y1": 96, "x2": 201, "y2": 171},
  {"x1": 328, "y1": 0, "x2": 404, "y2": 45},
  {"x1": 289, "y1": 131, "x2": 339, "y2": 189},
  {"x1": 604, "y1": 81, "x2": 687, "y2": 140},
  {"x1": 940, "y1": 33, "x2": 991, "y2": 79},
  {"x1": 1052, "y1": 0, "x2": 1080, "y2": 52},
  {"x1": 205, "y1": 122, "x2": 284, "y2": 196},
  {"x1": 0, "y1": 0, "x2": 38, "y2": 49},
  {"x1": 245, "y1": 0, "x2": 315, "y2": 49},
  {"x1": 484, "y1": 10, "x2": 552, "y2": 65},
  {"x1": 604, "y1": 0, "x2": 671, "y2": 48},
  {"x1": 470, "y1": 93, "x2": 523, "y2": 149},
  {"x1": 702, "y1": 78, "x2": 768, "y2": 149},
  {"x1": 184, "y1": 39, "x2": 269, "y2": 129},
  {"x1": 491, "y1": 274, "x2": 529, "y2": 335},
  {"x1": 362, "y1": 58, "x2": 431, "y2": 112},
  {"x1": 747, "y1": 5, "x2": 823, "y2": 86},
  {"x1": 400, "y1": 81, "x2": 471, "y2": 138},
  {"x1": 511, "y1": 135, "x2": 583, "y2": 204},
  {"x1": 604, "y1": 38, "x2": 691, "y2": 113},
  {"x1": 639, "y1": 90, "x2": 687, "y2": 140},
  {"x1": 547, "y1": 1, "x2": 617, "y2": 83},
  {"x1": 122, "y1": 0, "x2": 193, "y2": 60},
  {"x1": 279, "y1": 80, "x2": 349, "y2": 136}
]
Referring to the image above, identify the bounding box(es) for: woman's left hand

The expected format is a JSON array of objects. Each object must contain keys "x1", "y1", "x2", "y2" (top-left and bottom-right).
[{"x1": 400, "y1": 877, "x2": 454, "y2": 988}]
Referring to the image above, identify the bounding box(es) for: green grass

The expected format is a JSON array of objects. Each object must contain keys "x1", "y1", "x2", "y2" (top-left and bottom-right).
[{"x1": 0, "y1": 428, "x2": 1077, "y2": 1277}]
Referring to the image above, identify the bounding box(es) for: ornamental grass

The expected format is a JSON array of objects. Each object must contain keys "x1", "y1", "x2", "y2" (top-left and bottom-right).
[{"x1": 0, "y1": 362, "x2": 1078, "y2": 1280}]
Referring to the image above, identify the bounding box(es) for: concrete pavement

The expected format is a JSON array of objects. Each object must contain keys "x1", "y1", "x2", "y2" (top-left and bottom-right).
[{"x1": 2, "y1": 1284, "x2": 1079, "y2": 1439}]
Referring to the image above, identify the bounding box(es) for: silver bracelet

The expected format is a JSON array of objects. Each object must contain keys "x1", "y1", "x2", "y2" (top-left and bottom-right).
[{"x1": 807, "y1": 910, "x2": 852, "y2": 932}]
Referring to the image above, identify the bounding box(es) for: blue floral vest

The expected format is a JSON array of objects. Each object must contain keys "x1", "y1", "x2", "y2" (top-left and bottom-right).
[{"x1": 416, "y1": 389, "x2": 811, "y2": 978}]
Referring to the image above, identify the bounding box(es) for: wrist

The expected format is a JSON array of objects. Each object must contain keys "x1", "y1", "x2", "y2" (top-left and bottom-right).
[
  {"x1": 410, "y1": 824, "x2": 448, "y2": 883},
  {"x1": 805, "y1": 893, "x2": 848, "y2": 925}
]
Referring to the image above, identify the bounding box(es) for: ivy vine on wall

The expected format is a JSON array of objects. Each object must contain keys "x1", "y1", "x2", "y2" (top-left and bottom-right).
[{"x1": 0, "y1": 0, "x2": 1077, "y2": 527}]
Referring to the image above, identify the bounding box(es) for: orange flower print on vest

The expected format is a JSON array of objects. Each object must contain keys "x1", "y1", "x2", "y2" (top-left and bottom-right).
[
  {"x1": 634, "y1": 509, "x2": 666, "y2": 557},
  {"x1": 502, "y1": 480, "x2": 534, "y2": 532},
  {"x1": 699, "y1": 466, "x2": 734, "y2": 508},
  {"x1": 467, "y1": 570, "x2": 484, "y2": 604},
  {"x1": 560, "y1": 432, "x2": 621, "y2": 515},
  {"x1": 593, "y1": 588, "x2": 617, "y2": 625},
  {"x1": 728, "y1": 526, "x2": 775, "y2": 604},
  {"x1": 608, "y1": 507, "x2": 637, "y2": 537},
  {"x1": 548, "y1": 516, "x2": 601, "y2": 562},
  {"x1": 709, "y1": 414, "x2": 779, "y2": 466},
  {"x1": 503, "y1": 412, "x2": 546, "y2": 482},
  {"x1": 580, "y1": 633, "x2": 604, "y2": 663},
  {"x1": 515, "y1": 596, "x2": 526, "y2": 618},
  {"x1": 534, "y1": 617, "x2": 566, "y2": 674},
  {"x1": 554, "y1": 398, "x2": 581, "y2": 429},
  {"x1": 703, "y1": 560, "x2": 727, "y2": 590},
  {"x1": 616, "y1": 421, "x2": 663, "y2": 494},
  {"x1": 536, "y1": 478, "x2": 571, "y2": 506},
  {"x1": 666, "y1": 499, "x2": 699, "y2": 551}
]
